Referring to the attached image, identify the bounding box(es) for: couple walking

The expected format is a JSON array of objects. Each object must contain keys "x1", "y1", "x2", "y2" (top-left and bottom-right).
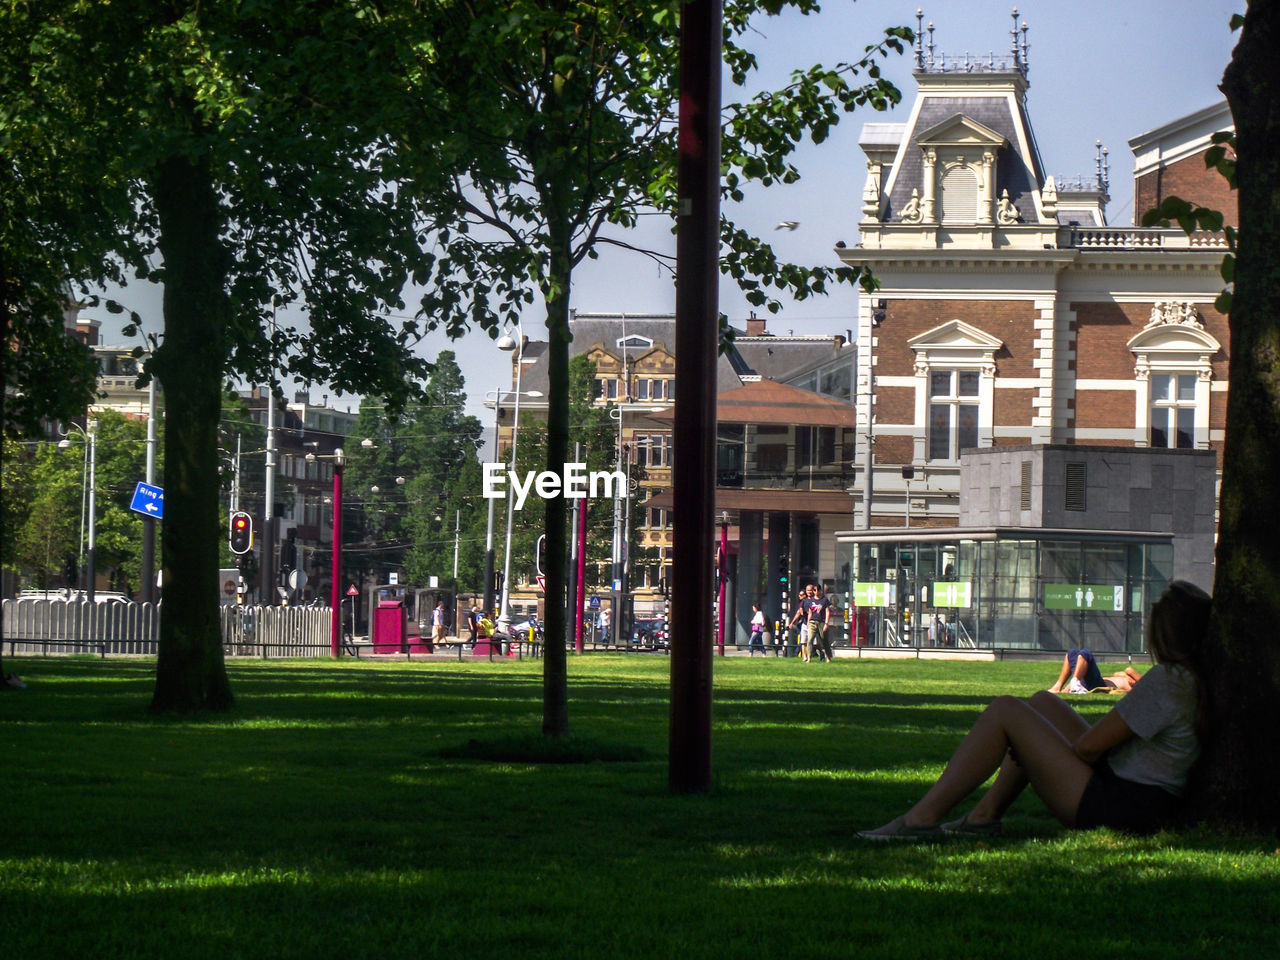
[{"x1": 790, "y1": 583, "x2": 834, "y2": 663}]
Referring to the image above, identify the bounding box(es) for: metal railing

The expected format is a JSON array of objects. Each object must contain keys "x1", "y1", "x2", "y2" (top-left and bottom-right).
[{"x1": 2, "y1": 598, "x2": 331, "y2": 658}]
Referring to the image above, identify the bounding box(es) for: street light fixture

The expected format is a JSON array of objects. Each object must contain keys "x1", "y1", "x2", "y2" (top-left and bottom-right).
[{"x1": 58, "y1": 419, "x2": 98, "y2": 601}]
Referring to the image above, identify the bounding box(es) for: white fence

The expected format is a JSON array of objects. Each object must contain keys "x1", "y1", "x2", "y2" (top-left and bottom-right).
[{"x1": 1, "y1": 599, "x2": 332, "y2": 658}]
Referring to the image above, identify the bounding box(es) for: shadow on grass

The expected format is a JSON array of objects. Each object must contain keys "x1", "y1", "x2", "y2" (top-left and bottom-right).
[{"x1": 440, "y1": 733, "x2": 648, "y2": 764}]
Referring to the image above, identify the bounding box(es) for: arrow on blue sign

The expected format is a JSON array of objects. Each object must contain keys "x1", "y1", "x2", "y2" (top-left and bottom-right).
[{"x1": 130, "y1": 481, "x2": 165, "y2": 519}]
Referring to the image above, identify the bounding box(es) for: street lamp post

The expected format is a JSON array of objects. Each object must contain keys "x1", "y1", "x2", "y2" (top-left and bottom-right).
[
  {"x1": 328, "y1": 448, "x2": 346, "y2": 657},
  {"x1": 59, "y1": 420, "x2": 98, "y2": 601},
  {"x1": 483, "y1": 379, "x2": 543, "y2": 632},
  {"x1": 496, "y1": 325, "x2": 527, "y2": 636},
  {"x1": 482, "y1": 392, "x2": 501, "y2": 623},
  {"x1": 142, "y1": 361, "x2": 159, "y2": 603},
  {"x1": 307, "y1": 445, "x2": 349, "y2": 657}
]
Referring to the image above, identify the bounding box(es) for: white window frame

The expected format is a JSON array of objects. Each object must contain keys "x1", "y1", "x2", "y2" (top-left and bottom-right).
[
  {"x1": 926, "y1": 370, "x2": 983, "y2": 461},
  {"x1": 907, "y1": 319, "x2": 1001, "y2": 463},
  {"x1": 1128, "y1": 304, "x2": 1219, "y2": 450}
]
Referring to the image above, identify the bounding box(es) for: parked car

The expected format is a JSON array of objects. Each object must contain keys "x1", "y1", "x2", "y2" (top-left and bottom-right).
[
  {"x1": 510, "y1": 617, "x2": 543, "y2": 644},
  {"x1": 632, "y1": 617, "x2": 667, "y2": 647}
]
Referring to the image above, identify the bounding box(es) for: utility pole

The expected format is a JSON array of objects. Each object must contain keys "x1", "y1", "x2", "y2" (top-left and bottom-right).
[
  {"x1": 261, "y1": 387, "x2": 276, "y2": 604},
  {"x1": 452, "y1": 509, "x2": 460, "y2": 583},
  {"x1": 568, "y1": 442, "x2": 581, "y2": 650},
  {"x1": 141, "y1": 368, "x2": 159, "y2": 603}
]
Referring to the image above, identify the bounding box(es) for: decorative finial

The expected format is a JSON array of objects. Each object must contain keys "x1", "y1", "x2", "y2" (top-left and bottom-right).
[
  {"x1": 1011, "y1": 8, "x2": 1020, "y2": 65},
  {"x1": 927, "y1": 22, "x2": 936, "y2": 69},
  {"x1": 915, "y1": 9, "x2": 925, "y2": 69},
  {"x1": 1021, "y1": 20, "x2": 1029, "y2": 71}
]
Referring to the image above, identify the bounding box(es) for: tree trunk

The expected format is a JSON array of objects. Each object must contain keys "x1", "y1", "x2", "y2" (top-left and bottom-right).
[
  {"x1": 147, "y1": 152, "x2": 234, "y2": 713},
  {"x1": 540, "y1": 232, "x2": 572, "y2": 738},
  {"x1": 1196, "y1": 3, "x2": 1280, "y2": 828}
]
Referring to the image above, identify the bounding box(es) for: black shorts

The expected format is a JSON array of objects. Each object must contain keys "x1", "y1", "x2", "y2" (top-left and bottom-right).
[{"x1": 1076, "y1": 762, "x2": 1181, "y2": 833}]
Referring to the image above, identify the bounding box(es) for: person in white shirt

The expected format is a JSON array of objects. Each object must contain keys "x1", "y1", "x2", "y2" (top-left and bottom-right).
[
  {"x1": 749, "y1": 604, "x2": 767, "y2": 656},
  {"x1": 859, "y1": 581, "x2": 1211, "y2": 840}
]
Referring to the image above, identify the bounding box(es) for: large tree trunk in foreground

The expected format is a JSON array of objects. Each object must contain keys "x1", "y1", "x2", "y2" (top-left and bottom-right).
[
  {"x1": 1194, "y1": 3, "x2": 1280, "y2": 828},
  {"x1": 148, "y1": 152, "x2": 233, "y2": 712}
]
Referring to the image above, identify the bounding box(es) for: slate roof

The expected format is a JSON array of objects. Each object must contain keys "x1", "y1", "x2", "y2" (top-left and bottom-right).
[
  {"x1": 733, "y1": 336, "x2": 846, "y2": 382},
  {"x1": 513, "y1": 313, "x2": 749, "y2": 397},
  {"x1": 883, "y1": 94, "x2": 1045, "y2": 222}
]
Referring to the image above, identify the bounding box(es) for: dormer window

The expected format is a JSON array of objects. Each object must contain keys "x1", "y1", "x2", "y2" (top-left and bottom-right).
[
  {"x1": 616, "y1": 335, "x2": 653, "y2": 351},
  {"x1": 908, "y1": 114, "x2": 1010, "y2": 226}
]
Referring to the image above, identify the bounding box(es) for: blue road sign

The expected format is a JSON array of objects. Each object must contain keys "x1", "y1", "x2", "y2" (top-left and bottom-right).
[
  {"x1": 130, "y1": 481, "x2": 165, "y2": 519},
  {"x1": 588, "y1": 596, "x2": 601, "y2": 610}
]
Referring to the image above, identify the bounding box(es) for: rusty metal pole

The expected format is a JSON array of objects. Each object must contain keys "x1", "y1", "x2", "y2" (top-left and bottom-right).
[{"x1": 669, "y1": 0, "x2": 721, "y2": 794}]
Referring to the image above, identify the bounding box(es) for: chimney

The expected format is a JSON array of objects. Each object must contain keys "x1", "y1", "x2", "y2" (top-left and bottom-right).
[{"x1": 745, "y1": 311, "x2": 767, "y2": 337}]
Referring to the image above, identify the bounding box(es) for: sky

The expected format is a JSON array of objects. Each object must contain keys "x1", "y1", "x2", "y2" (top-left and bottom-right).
[{"x1": 80, "y1": 0, "x2": 1241, "y2": 424}]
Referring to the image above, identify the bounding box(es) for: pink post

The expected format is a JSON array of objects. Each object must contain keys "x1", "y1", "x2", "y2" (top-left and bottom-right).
[
  {"x1": 717, "y1": 517, "x2": 728, "y2": 656},
  {"x1": 575, "y1": 494, "x2": 588, "y2": 653},
  {"x1": 329, "y1": 451, "x2": 345, "y2": 657}
]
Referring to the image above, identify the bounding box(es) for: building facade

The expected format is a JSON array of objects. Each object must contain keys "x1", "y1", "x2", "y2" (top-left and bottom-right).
[
  {"x1": 839, "y1": 24, "x2": 1232, "y2": 534},
  {"x1": 829, "y1": 17, "x2": 1232, "y2": 653}
]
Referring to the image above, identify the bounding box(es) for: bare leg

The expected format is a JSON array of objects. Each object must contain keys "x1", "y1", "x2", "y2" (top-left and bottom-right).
[
  {"x1": 902, "y1": 695, "x2": 1094, "y2": 828},
  {"x1": 964, "y1": 692, "x2": 1091, "y2": 823},
  {"x1": 1047, "y1": 654, "x2": 1071, "y2": 693}
]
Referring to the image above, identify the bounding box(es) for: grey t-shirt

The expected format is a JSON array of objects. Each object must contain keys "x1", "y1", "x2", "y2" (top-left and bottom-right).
[{"x1": 1108, "y1": 663, "x2": 1200, "y2": 796}]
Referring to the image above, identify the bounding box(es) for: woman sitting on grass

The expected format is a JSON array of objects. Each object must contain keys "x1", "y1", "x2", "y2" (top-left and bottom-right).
[
  {"x1": 858, "y1": 581, "x2": 1210, "y2": 840},
  {"x1": 1047, "y1": 648, "x2": 1143, "y2": 694}
]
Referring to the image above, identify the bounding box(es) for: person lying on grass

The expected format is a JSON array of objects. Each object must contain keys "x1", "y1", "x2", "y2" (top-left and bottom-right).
[
  {"x1": 1047, "y1": 648, "x2": 1143, "y2": 695},
  {"x1": 858, "y1": 581, "x2": 1210, "y2": 840}
]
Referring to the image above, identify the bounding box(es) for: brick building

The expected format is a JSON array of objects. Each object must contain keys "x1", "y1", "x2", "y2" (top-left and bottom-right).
[
  {"x1": 839, "y1": 24, "x2": 1232, "y2": 531},
  {"x1": 831, "y1": 16, "x2": 1233, "y2": 652}
]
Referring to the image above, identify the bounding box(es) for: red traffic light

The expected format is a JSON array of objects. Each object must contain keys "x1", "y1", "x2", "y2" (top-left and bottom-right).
[{"x1": 229, "y1": 511, "x2": 254, "y2": 555}]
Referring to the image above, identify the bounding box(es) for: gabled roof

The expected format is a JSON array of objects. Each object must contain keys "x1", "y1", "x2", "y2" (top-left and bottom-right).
[
  {"x1": 653, "y1": 378, "x2": 856, "y2": 428},
  {"x1": 908, "y1": 319, "x2": 1005, "y2": 352},
  {"x1": 915, "y1": 113, "x2": 1008, "y2": 148}
]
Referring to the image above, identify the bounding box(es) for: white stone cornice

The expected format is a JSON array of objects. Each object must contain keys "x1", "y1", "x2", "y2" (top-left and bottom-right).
[{"x1": 837, "y1": 248, "x2": 1078, "y2": 273}]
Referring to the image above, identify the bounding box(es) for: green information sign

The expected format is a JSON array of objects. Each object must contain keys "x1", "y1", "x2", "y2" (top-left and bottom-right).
[
  {"x1": 1044, "y1": 584, "x2": 1124, "y2": 611},
  {"x1": 851, "y1": 582, "x2": 892, "y2": 607},
  {"x1": 931, "y1": 581, "x2": 972, "y2": 608}
]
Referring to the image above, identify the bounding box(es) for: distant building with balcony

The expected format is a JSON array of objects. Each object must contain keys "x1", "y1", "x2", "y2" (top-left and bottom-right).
[
  {"x1": 509, "y1": 312, "x2": 850, "y2": 631},
  {"x1": 830, "y1": 13, "x2": 1231, "y2": 652}
]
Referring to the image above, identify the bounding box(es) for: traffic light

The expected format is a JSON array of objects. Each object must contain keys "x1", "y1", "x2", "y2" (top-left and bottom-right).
[
  {"x1": 280, "y1": 532, "x2": 297, "y2": 575},
  {"x1": 229, "y1": 511, "x2": 253, "y2": 555},
  {"x1": 535, "y1": 534, "x2": 547, "y2": 577},
  {"x1": 779, "y1": 553, "x2": 790, "y2": 585}
]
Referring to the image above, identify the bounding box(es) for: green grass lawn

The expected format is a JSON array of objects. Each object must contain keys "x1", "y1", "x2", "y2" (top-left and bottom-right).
[{"x1": 2, "y1": 655, "x2": 1276, "y2": 959}]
